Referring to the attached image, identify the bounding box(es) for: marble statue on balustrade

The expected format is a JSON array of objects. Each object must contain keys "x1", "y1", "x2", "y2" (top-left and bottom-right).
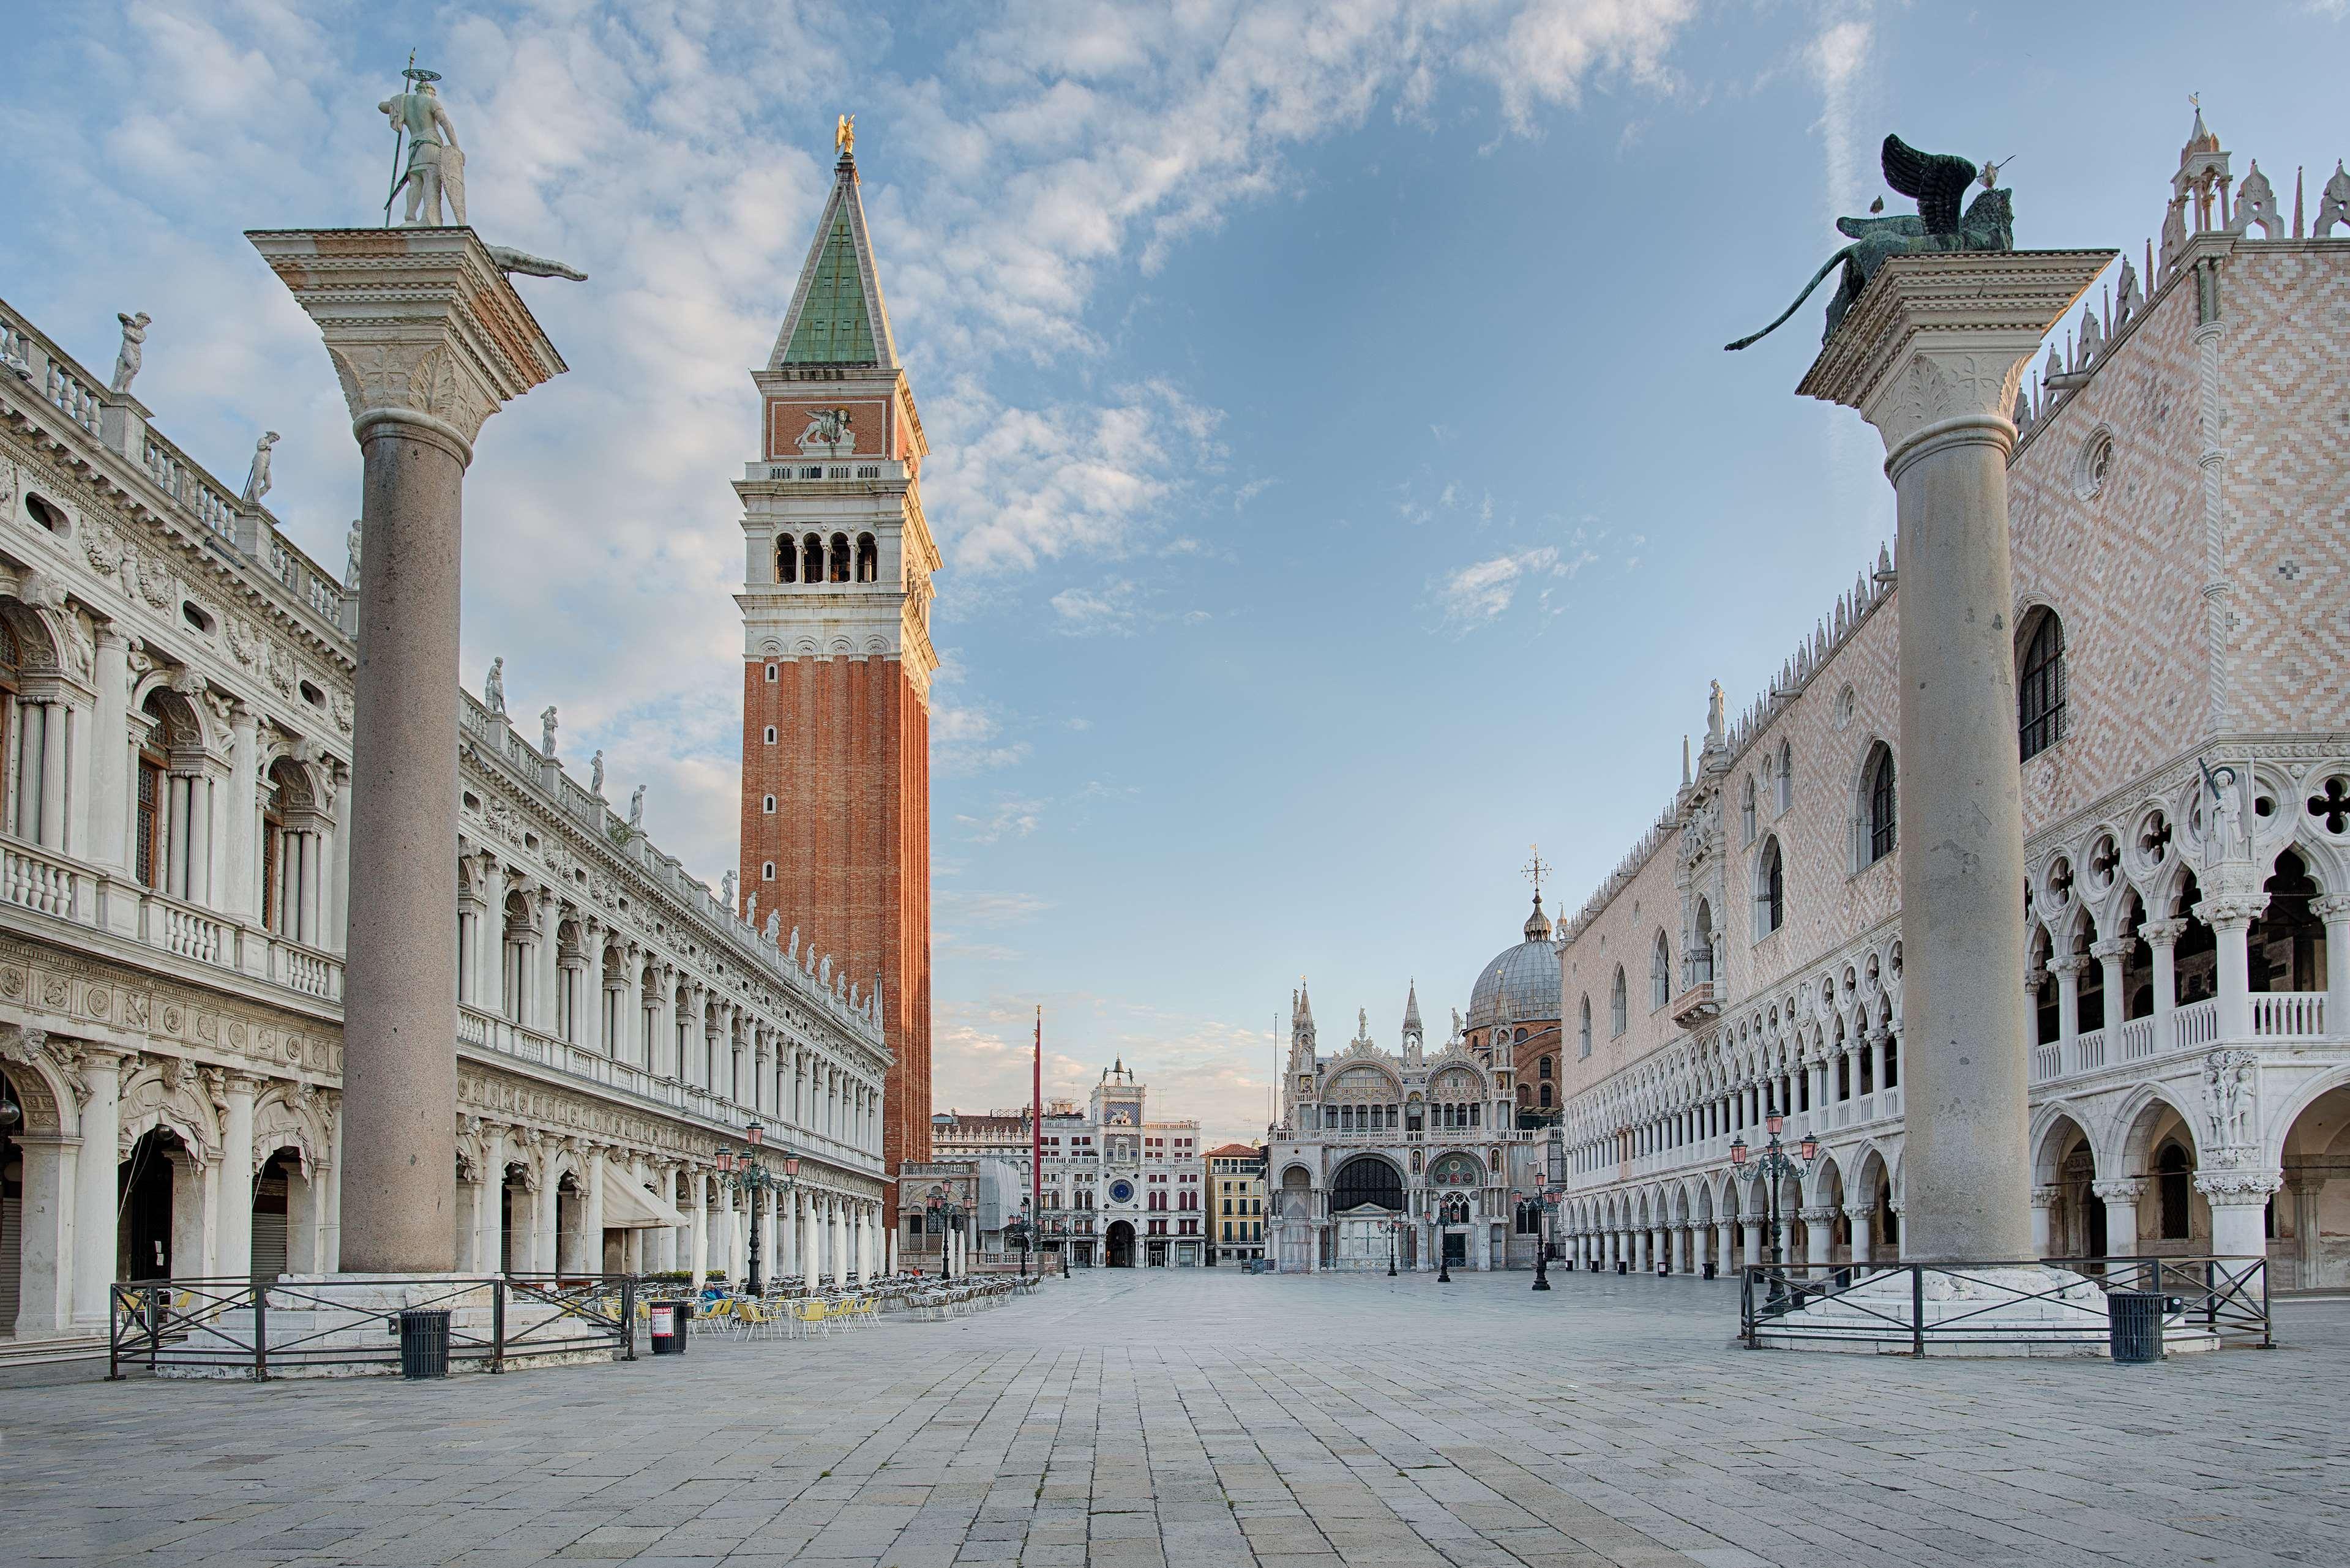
[
  {"x1": 589, "y1": 749, "x2": 605, "y2": 796},
  {"x1": 540, "y1": 704, "x2": 558, "y2": 758},
  {"x1": 241, "y1": 431, "x2": 279, "y2": 505},
  {"x1": 110, "y1": 312, "x2": 151, "y2": 395},
  {"x1": 628, "y1": 784, "x2": 645, "y2": 830},
  {"x1": 721, "y1": 870, "x2": 736, "y2": 911},
  {"x1": 484, "y1": 655, "x2": 506, "y2": 717},
  {"x1": 766, "y1": 911, "x2": 783, "y2": 943},
  {"x1": 1727, "y1": 135, "x2": 2016, "y2": 351},
  {"x1": 344, "y1": 518, "x2": 361, "y2": 591}
]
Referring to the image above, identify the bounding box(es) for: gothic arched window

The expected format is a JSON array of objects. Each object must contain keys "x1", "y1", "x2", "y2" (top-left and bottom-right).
[
  {"x1": 1865, "y1": 744, "x2": 1898, "y2": 865},
  {"x1": 801, "y1": 534, "x2": 824, "y2": 584},
  {"x1": 1578, "y1": 998, "x2": 1592, "y2": 1059},
  {"x1": 1742, "y1": 775, "x2": 1757, "y2": 843},
  {"x1": 1690, "y1": 898, "x2": 1715, "y2": 985},
  {"x1": 1650, "y1": 930, "x2": 1671, "y2": 1010},
  {"x1": 1776, "y1": 739, "x2": 1794, "y2": 813},
  {"x1": 2018, "y1": 608, "x2": 2067, "y2": 760},
  {"x1": 1756, "y1": 837, "x2": 1785, "y2": 937},
  {"x1": 1609, "y1": 967, "x2": 1628, "y2": 1037}
]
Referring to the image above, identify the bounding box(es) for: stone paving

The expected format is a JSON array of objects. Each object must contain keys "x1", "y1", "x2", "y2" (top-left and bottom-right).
[{"x1": 7, "y1": 1269, "x2": 2347, "y2": 1567}]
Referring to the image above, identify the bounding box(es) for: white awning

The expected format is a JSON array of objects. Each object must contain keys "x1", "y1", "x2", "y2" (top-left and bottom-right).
[{"x1": 602, "y1": 1167, "x2": 687, "y2": 1230}]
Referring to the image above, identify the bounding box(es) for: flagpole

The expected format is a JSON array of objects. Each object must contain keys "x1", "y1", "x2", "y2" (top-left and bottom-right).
[{"x1": 1032, "y1": 1004, "x2": 1043, "y2": 1264}]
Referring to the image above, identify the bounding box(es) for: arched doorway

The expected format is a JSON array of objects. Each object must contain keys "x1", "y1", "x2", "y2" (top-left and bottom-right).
[
  {"x1": 1330, "y1": 1155, "x2": 1405, "y2": 1271},
  {"x1": 2279, "y1": 1080, "x2": 2350, "y2": 1290},
  {"x1": 119, "y1": 1127, "x2": 182, "y2": 1281},
  {"x1": 1106, "y1": 1219, "x2": 1136, "y2": 1268}
]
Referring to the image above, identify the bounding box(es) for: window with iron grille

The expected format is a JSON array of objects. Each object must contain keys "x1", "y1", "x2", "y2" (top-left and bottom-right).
[
  {"x1": 1866, "y1": 745, "x2": 1897, "y2": 865},
  {"x1": 2018, "y1": 611, "x2": 2067, "y2": 760}
]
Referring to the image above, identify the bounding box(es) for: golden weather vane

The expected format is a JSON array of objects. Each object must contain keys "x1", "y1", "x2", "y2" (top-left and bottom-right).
[{"x1": 836, "y1": 114, "x2": 855, "y2": 157}]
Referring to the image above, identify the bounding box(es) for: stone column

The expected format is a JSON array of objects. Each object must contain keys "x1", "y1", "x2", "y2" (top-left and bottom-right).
[
  {"x1": 88, "y1": 628, "x2": 132, "y2": 881},
  {"x1": 71, "y1": 1046, "x2": 127, "y2": 1326},
  {"x1": 688, "y1": 1169, "x2": 709, "y2": 1290},
  {"x1": 2199, "y1": 898, "x2": 2260, "y2": 1043},
  {"x1": 2310, "y1": 897, "x2": 2350, "y2": 1034},
  {"x1": 2029, "y1": 1185, "x2": 2058, "y2": 1258},
  {"x1": 1798, "y1": 247, "x2": 2111, "y2": 1264},
  {"x1": 13, "y1": 1130, "x2": 73, "y2": 1334},
  {"x1": 249, "y1": 226, "x2": 563, "y2": 1275},
  {"x1": 1740, "y1": 1218, "x2": 1762, "y2": 1271},
  {"x1": 217, "y1": 1073, "x2": 258, "y2": 1279},
  {"x1": 2196, "y1": 1170, "x2": 2280, "y2": 1265},
  {"x1": 2048, "y1": 957, "x2": 2084, "y2": 1072},
  {"x1": 222, "y1": 704, "x2": 260, "y2": 930},
  {"x1": 583, "y1": 1146, "x2": 607, "y2": 1275},
  {"x1": 2139, "y1": 919, "x2": 2185, "y2": 1049},
  {"x1": 2094, "y1": 1178, "x2": 2143, "y2": 1258},
  {"x1": 1844, "y1": 1205, "x2": 1874, "y2": 1272},
  {"x1": 800, "y1": 1192, "x2": 818, "y2": 1282},
  {"x1": 2088, "y1": 938, "x2": 2128, "y2": 1039},
  {"x1": 1803, "y1": 1207, "x2": 1835, "y2": 1267},
  {"x1": 479, "y1": 1125, "x2": 507, "y2": 1273},
  {"x1": 1714, "y1": 1223, "x2": 1734, "y2": 1277}
]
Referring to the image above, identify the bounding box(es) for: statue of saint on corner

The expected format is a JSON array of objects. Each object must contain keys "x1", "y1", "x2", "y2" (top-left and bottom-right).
[{"x1": 381, "y1": 67, "x2": 466, "y2": 227}]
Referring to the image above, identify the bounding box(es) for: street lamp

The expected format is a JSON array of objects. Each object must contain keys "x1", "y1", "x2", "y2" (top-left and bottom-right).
[
  {"x1": 714, "y1": 1121, "x2": 799, "y2": 1296},
  {"x1": 1006, "y1": 1195, "x2": 1034, "y2": 1280},
  {"x1": 1387, "y1": 1214, "x2": 1398, "y2": 1277},
  {"x1": 1727, "y1": 1110, "x2": 1817, "y2": 1312},
  {"x1": 924, "y1": 1192, "x2": 967, "y2": 1279}
]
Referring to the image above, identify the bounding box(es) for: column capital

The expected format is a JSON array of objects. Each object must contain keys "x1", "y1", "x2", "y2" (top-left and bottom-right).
[
  {"x1": 2086, "y1": 938, "x2": 2132, "y2": 962},
  {"x1": 2195, "y1": 895, "x2": 2264, "y2": 930},
  {"x1": 2311, "y1": 895, "x2": 2350, "y2": 922},
  {"x1": 2193, "y1": 1167, "x2": 2282, "y2": 1204},
  {"x1": 2045, "y1": 955, "x2": 2088, "y2": 979},
  {"x1": 1797, "y1": 248, "x2": 2115, "y2": 465},
  {"x1": 2029, "y1": 1184, "x2": 2062, "y2": 1209},
  {"x1": 2141, "y1": 917, "x2": 2191, "y2": 945},
  {"x1": 2090, "y1": 1178, "x2": 2146, "y2": 1203},
  {"x1": 244, "y1": 228, "x2": 566, "y2": 457}
]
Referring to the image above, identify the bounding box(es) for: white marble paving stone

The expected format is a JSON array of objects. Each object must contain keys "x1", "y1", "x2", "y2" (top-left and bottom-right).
[{"x1": 5, "y1": 1271, "x2": 2345, "y2": 1567}]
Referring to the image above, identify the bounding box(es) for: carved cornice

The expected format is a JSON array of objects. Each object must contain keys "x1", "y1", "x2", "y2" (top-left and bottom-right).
[
  {"x1": 244, "y1": 228, "x2": 566, "y2": 454},
  {"x1": 1799, "y1": 250, "x2": 2117, "y2": 460}
]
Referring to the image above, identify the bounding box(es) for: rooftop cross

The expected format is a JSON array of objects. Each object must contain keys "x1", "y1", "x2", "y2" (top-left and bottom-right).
[{"x1": 1521, "y1": 844, "x2": 1552, "y2": 903}]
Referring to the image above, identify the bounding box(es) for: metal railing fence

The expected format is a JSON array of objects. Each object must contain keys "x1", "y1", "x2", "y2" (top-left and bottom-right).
[
  {"x1": 1736, "y1": 1255, "x2": 2270, "y2": 1353},
  {"x1": 108, "y1": 1273, "x2": 642, "y2": 1381}
]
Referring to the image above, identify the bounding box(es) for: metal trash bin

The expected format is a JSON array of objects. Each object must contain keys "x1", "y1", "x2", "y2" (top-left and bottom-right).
[
  {"x1": 1615, "y1": 1259, "x2": 1627, "y2": 1274},
  {"x1": 398, "y1": 1309, "x2": 451, "y2": 1379},
  {"x1": 648, "y1": 1299, "x2": 687, "y2": 1356},
  {"x1": 2108, "y1": 1290, "x2": 2164, "y2": 1363}
]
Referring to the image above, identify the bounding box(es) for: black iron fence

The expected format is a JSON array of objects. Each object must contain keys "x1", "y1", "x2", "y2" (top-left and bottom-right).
[
  {"x1": 108, "y1": 1273, "x2": 642, "y2": 1381},
  {"x1": 1737, "y1": 1255, "x2": 2271, "y2": 1354}
]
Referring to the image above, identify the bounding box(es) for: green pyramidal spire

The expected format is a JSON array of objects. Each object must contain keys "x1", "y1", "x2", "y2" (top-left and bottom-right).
[{"x1": 783, "y1": 207, "x2": 877, "y2": 364}]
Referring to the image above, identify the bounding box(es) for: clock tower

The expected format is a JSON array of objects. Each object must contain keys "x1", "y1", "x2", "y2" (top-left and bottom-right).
[{"x1": 735, "y1": 133, "x2": 938, "y2": 1225}]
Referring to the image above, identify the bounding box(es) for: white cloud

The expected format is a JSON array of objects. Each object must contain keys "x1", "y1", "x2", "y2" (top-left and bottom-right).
[
  {"x1": 1436, "y1": 545, "x2": 1563, "y2": 625},
  {"x1": 954, "y1": 794, "x2": 1045, "y2": 845}
]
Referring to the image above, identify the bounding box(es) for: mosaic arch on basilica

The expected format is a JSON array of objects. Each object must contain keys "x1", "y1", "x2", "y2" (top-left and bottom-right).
[
  {"x1": 1552, "y1": 114, "x2": 2350, "y2": 1289},
  {"x1": 0, "y1": 141, "x2": 900, "y2": 1346}
]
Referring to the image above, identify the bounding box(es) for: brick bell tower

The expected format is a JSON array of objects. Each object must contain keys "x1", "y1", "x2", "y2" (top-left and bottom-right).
[{"x1": 736, "y1": 124, "x2": 938, "y2": 1226}]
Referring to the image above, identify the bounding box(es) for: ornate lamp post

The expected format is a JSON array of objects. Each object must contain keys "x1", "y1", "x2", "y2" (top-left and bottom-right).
[
  {"x1": 1006, "y1": 1195, "x2": 1034, "y2": 1280},
  {"x1": 714, "y1": 1120, "x2": 799, "y2": 1296},
  {"x1": 1387, "y1": 1214, "x2": 1399, "y2": 1277},
  {"x1": 1729, "y1": 1111, "x2": 1816, "y2": 1310},
  {"x1": 924, "y1": 1192, "x2": 966, "y2": 1279}
]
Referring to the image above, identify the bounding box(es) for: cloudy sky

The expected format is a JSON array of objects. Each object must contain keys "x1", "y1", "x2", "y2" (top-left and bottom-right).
[{"x1": 9, "y1": 1, "x2": 2346, "y2": 1145}]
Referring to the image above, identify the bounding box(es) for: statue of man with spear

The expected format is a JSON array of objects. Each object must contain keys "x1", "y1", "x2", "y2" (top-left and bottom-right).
[{"x1": 380, "y1": 58, "x2": 465, "y2": 226}]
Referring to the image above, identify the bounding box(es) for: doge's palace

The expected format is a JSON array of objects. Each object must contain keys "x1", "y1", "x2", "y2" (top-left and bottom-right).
[
  {"x1": 0, "y1": 286, "x2": 890, "y2": 1351},
  {"x1": 1554, "y1": 114, "x2": 2350, "y2": 1292}
]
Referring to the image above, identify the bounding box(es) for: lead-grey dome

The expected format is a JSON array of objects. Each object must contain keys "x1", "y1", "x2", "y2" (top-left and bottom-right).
[{"x1": 1467, "y1": 894, "x2": 1560, "y2": 1031}]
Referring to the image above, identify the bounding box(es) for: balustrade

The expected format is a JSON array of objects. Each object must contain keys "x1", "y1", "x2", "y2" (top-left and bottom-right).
[
  {"x1": 2251, "y1": 991, "x2": 2325, "y2": 1038},
  {"x1": 1, "y1": 835, "x2": 84, "y2": 919}
]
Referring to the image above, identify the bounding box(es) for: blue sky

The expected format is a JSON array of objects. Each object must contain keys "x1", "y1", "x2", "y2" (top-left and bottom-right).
[{"x1": 7, "y1": 2, "x2": 2346, "y2": 1144}]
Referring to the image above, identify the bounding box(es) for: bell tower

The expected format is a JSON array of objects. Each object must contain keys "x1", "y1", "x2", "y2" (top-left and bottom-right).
[{"x1": 736, "y1": 129, "x2": 939, "y2": 1223}]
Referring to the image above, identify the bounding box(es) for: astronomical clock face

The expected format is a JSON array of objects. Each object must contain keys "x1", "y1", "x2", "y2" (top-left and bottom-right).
[{"x1": 1109, "y1": 1178, "x2": 1136, "y2": 1204}]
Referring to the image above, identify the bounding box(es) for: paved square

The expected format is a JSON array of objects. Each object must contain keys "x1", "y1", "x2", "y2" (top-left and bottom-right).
[{"x1": 9, "y1": 1271, "x2": 2345, "y2": 1567}]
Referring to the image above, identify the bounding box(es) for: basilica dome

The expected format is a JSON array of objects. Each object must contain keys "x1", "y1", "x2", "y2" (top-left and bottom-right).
[{"x1": 1467, "y1": 894, "x2": 1560, "y2": 1031}]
